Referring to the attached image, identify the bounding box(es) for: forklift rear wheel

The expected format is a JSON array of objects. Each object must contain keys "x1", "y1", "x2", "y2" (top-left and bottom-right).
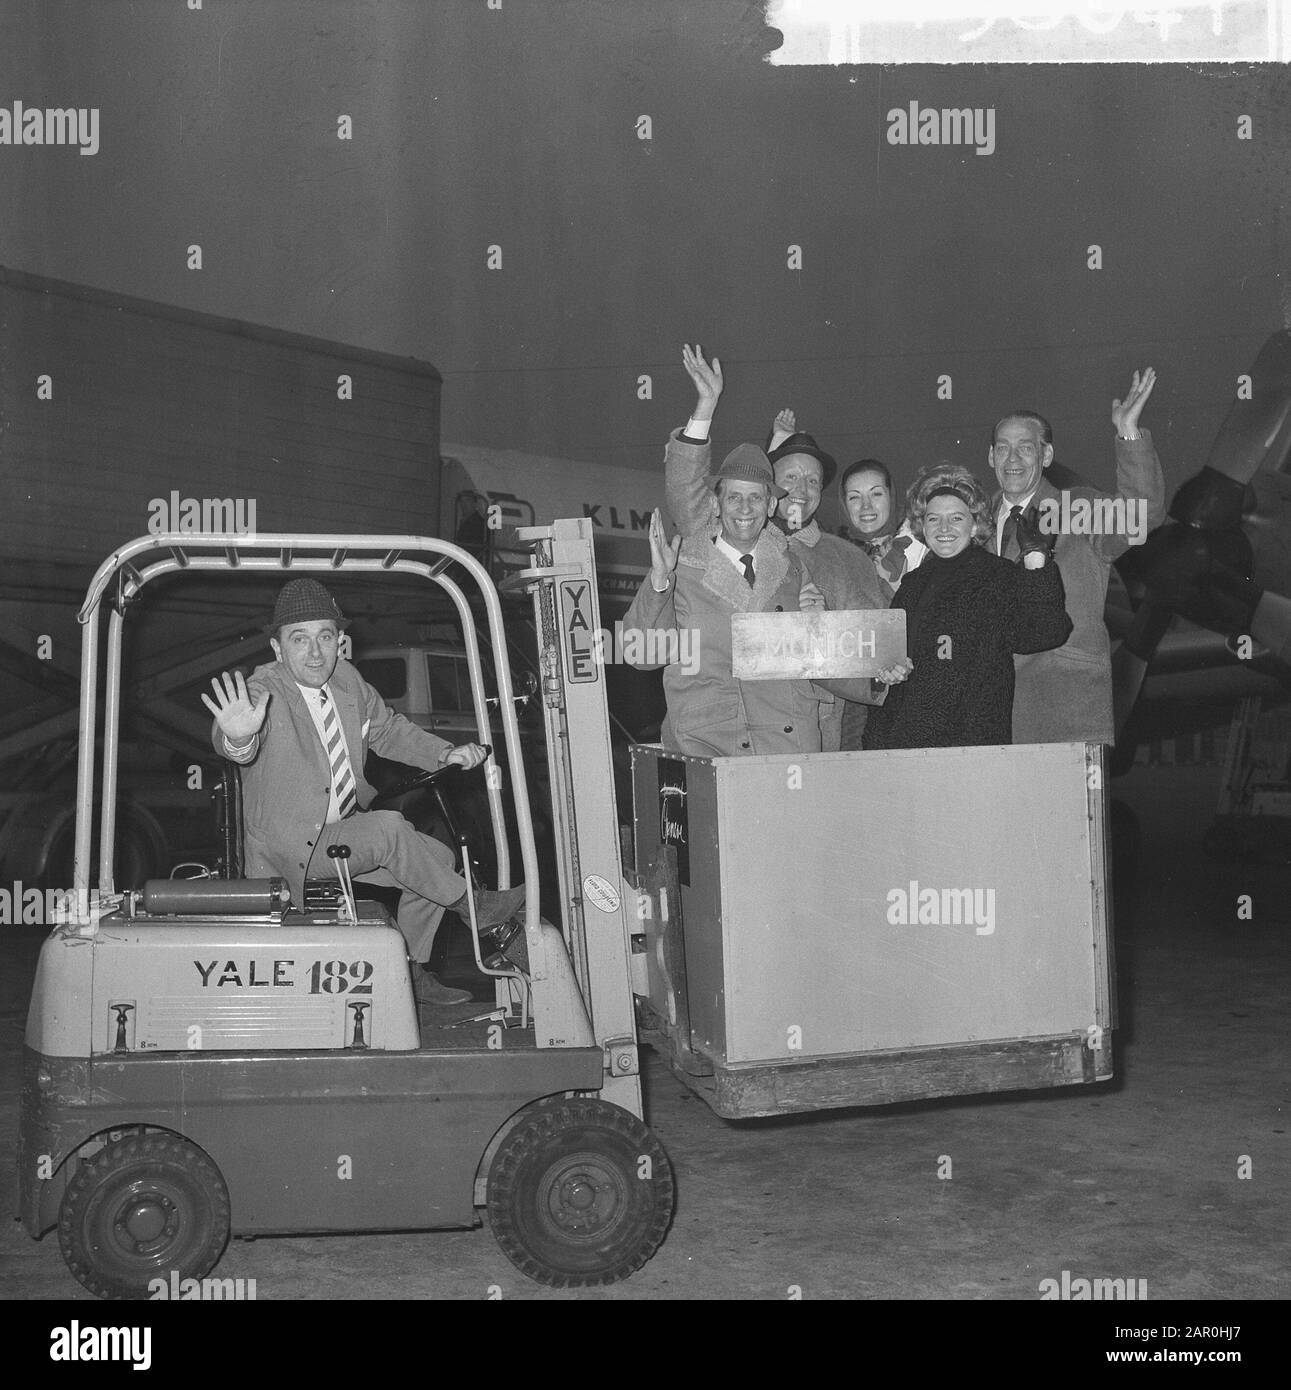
[
  {"x1": 487, "y1": 1097, "x2": 674, "y2": 1286},
  {"x1": 57, "y1": 1132, "x2": 231, "y2": 1300}
]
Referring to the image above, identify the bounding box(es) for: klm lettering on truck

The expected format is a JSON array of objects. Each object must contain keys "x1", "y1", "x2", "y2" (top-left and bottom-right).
[
  {"x1": 581, "y1": 504, "x2": 652, "y2": 532},
  {"x1": 193, "y1": 959, "x2": 374, "y2": 993}
]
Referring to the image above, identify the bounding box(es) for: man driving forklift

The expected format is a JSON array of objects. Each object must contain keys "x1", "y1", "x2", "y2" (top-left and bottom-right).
[{"x1": 202, "y1": 578, "x2": 525, "y2": 1013}]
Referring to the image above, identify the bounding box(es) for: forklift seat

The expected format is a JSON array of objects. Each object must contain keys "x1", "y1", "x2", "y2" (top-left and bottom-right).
[{"x1": 213, "y1": 761, "x2": 468, "y2": 915}]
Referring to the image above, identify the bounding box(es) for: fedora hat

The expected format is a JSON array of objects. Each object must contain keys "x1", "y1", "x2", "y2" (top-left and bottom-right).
[
  {"x1": 768, "y1": 431, "x2": 838, "y2": 488},
  {"x1": 712, "y1": 443, "x2": 787, "y2": 499}
]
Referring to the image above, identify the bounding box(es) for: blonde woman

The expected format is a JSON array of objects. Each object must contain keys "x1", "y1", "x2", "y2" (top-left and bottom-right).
[{"x1": 862, "y1": 464, "x2": 1072, "y2": 750}]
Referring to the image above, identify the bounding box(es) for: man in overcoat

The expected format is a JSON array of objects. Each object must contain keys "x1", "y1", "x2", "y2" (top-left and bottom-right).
[
  {"x1": 624, "y1": 444, "x2": 821, "y2": 756},
  {"x1": 661, "y1": 345, "x2": 888, "y2": 750},
  {"x1": 989, "y1": 368, "x2": 1166, "y2": 745}
]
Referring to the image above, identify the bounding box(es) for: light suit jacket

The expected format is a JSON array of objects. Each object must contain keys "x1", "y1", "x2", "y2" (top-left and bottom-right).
[{"x1": 211, "y1": 657, "x2": 451, "y2": 905}]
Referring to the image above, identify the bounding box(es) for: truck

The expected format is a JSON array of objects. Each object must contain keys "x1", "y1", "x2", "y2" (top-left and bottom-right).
[{"x1": 0, "y1": 268, "x2": 661, "y2": 889}]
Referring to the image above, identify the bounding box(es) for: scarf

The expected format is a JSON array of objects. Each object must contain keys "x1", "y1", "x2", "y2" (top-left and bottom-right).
[{"x1": 849, "y1": 529, "x2": 913, "y2": 587}]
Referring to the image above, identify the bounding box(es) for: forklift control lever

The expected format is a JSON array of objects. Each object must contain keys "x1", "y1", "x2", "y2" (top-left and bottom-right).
[{"x1": 327, "y1": 844, "x2": 358, "y2": 923}]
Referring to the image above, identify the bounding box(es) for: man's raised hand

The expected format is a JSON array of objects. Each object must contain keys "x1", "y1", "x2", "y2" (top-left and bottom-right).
[
  {"x1": 1112, "y1": 366, "x2": 1156, "y2": 439},
  {"x1": 201, "y1": 670, "x2": 270, "y2": 744},
  {"x1": 769, "y1": 408, "x2": 796, "y2": 453},
  {"x1": 649, "y1": 507, "x2": 681, "y2": 590},
  {"x1": 681, "y1": 343, "x2": 723, "y2": 421}
]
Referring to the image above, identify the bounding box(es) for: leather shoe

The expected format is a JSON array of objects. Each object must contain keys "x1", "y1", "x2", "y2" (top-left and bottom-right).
[
  {"x1": 412, "y1": 969, "x2": 472, "y2": 1006},
  {"x1": 456, "y1": 886, "x2": 526, "y2": 933}
]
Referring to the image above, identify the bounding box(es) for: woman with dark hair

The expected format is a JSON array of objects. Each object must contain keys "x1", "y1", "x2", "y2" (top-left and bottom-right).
[
  {"x1": 839, "y1": 458, "x2": 927, "y2": 595},
  {"x1": 861, "y1": 463, "x2": 1073, "y2": 751}
]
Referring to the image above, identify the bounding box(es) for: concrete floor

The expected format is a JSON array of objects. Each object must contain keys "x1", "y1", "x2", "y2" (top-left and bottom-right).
[{"x1": 1, "y1": 761, "x2": 1286, "y2": 1301}]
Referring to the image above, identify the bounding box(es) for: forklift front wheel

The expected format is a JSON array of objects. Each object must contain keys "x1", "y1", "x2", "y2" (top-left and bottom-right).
[
  {"x1": 57, "y1": 1132, "x2": 231, "y2": 1300},
  {"x1": 487, "y1": 1097, "x2": 674, "y2": 1286}
]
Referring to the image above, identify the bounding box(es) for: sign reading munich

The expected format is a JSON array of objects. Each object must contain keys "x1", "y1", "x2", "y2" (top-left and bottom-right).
[{"x1": 731, "y1": 610, "x2": 906, "y2": 681}]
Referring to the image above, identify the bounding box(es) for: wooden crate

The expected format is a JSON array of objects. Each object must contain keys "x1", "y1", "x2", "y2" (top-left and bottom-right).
[{"x1": 632, "y1": 742, "x2": 1114, "y2": 1118}]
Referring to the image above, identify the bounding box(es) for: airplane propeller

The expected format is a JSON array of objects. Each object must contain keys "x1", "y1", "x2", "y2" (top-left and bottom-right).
[{"x1": 1113, "y1": 330, "x2": 1291, "y2": 746}]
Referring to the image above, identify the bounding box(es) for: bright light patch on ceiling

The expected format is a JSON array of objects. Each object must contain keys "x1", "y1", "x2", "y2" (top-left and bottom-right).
[{"x1": 763, "y1": 0, "x2": 1288, "y2": 63}]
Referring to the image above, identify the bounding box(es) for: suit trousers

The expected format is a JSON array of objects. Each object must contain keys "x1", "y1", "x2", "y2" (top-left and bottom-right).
[{"x1": 313, "y1": 810, "x2": 466, "y2": 964}]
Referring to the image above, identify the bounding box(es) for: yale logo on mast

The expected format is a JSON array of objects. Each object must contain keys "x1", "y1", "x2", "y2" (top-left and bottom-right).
[{"x1": 559, "y1": 579, "x2": 599, "y2": 684}]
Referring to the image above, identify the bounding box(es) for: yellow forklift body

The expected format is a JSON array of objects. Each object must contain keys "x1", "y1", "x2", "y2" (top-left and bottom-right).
[{"x1": 27, "y1": 904, "x2": 419, "y2": 1058}]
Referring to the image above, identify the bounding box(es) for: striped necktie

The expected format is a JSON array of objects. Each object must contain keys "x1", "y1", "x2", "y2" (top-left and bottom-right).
[{"x1": 319, "y1": 689, "x2": 357, "y2": 819}]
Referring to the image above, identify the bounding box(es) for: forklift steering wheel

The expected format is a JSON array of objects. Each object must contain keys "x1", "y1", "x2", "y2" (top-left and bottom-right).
[{"x1": 369, "y1": 745, "x2": 491, "y2": 807}]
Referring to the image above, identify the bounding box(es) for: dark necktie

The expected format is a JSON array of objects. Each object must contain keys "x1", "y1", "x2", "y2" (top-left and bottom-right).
[
  {"x1": 740, "y1": 553, "x2": 755, "y2": 588},
  {"x1": 1000, "y1": 505, "x2": 1023, "y2": 562}
]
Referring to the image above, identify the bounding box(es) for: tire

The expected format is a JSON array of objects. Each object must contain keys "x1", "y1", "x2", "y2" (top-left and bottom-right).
[
  {"x1": 44, "y1": 810, "x2": 162, "y2": 892},
  {"x1": 57, "y1": 1132, "x2": 231, "y2": 1300},
  {"x1": 486, "y1": 1097, "x2": 674, "y2": 1286}
]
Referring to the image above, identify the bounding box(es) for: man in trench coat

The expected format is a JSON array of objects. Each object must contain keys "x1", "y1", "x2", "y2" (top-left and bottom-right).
[{"x1": 988, "y1": 368, "x2": 1166, "y2": 746}]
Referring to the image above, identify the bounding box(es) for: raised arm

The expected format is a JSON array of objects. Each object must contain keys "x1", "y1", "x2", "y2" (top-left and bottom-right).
[
  {"x1": 203, "y1": 670, "x2": 270, "y2": 763},
  {"x1": 666, "y1": 344, "x2": 723, "y2": 537},
  {"x1": 768, "y1": 407, "x2": 796, "y2": 453},
  {"x1": 622, "y1": 508, "x2": 683, "y2": 667},
  {"x1": 1100, "y1": 366, "x2": 1166, "y2": 560}
]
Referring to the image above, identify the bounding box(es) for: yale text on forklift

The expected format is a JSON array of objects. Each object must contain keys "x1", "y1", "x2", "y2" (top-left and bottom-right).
[{"x1": 193, "y1": 957, "x2": 375, "y2": 992}]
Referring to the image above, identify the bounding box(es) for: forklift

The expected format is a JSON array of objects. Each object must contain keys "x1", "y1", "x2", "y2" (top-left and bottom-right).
[
  {"x1": 18, "y1": 519, "x2": 674, "y2": 1298},
  {"x1": 19, "y1": 518, "x2": 1118, "y2": 1299}
]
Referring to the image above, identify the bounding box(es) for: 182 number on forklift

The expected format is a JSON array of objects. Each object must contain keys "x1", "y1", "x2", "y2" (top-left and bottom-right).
[{"x1": 307, "y1": 960, "x2": 373, "y2": 995}]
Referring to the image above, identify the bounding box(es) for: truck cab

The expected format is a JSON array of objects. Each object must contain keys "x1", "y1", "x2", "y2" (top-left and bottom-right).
[{"x1": 354, "y1": 642, "x2": 483, "y2": 746}]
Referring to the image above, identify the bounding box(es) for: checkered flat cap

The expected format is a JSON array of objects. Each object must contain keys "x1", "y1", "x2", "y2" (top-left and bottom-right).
[{"x1": 267, "y1": 578, "x2": 350, "y2": 633}]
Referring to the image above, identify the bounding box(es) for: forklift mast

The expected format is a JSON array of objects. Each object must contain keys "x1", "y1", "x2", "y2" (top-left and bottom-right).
[{"x1": 515, "y1": 519, "x2": 643, "y2": 1117}]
